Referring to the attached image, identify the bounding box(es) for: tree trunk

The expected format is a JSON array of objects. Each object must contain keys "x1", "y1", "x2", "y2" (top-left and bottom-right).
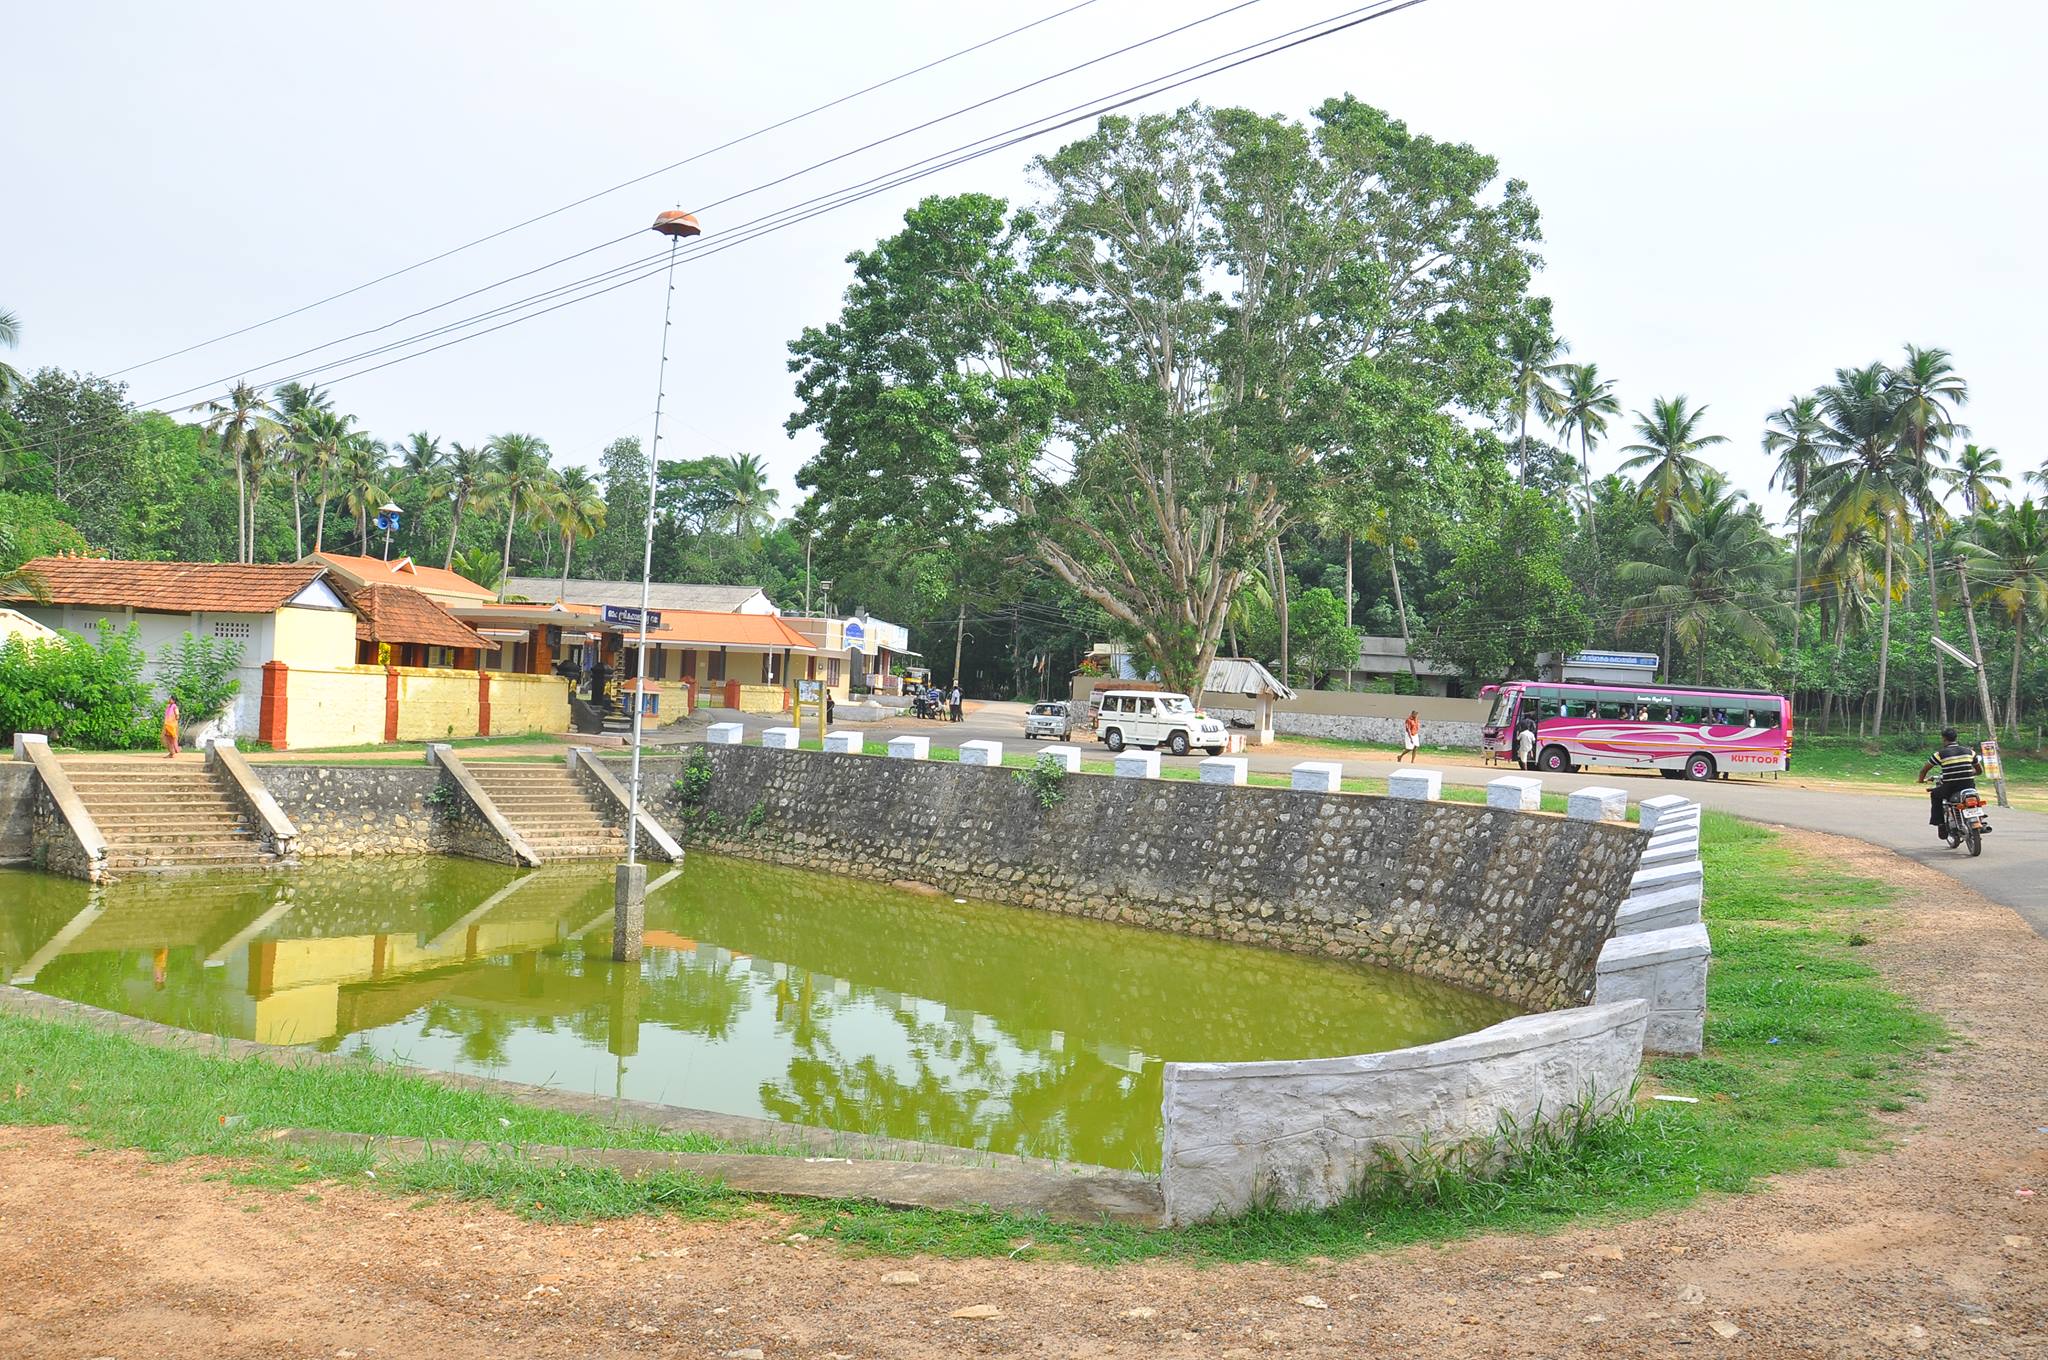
[
  {"x1": 1956, "y1": 561, "x2": 1998, "y2": 739},
  {"x1": 1924, "y1": 513, "x2": 1948, "y2": 725},
  {"x1": 291, "y1": 476, "x2": 305, "y2": 560},
  {"x1": 246, "y1": 477, "x2": 261, "y2": 565},
  {"x1": 497, "y1": 510, "x2": 518, "y2": 602},
  {"x1": 2009, "y1": 615, "x2": 2025, "y2": 733},
  {"x1": 1388, "y1": 541, "x2": 1417, "y2": 680},
  {"x1": 1343, "y1": 533, "x2": 1354, "y2": 627},
  {"x1": 559, "y1": 534, "x2": 574, "y2": 599},
  {"x1": 1873, "y1": 522, "x2": 1894, "y2": 738},
  {"x1": 1819, "y1": 597, "x2": 1849, "y2": 735},
  {"x1": 444, "y1": 494, "x2": 464, "y2": 570},
  {"x1": 950, "y1": 597, "x2": 967, "y2": 688},
  {"x1": 1581, "y1": 437, "x2": 1600, "y2": 600},
  {"x1": 1790, "y1": 516, "x2": 1803, "y2": 670},
  {"x1": 234, "y1": 447, "x2": 248, "y2": 564},
  {"x1": 312, "y1": 470, "x2": 330, "y2": 552},
  {"x1": 1662, "y1": 612, "x2": 1674, "y2": 684},
  {"x1": 1272, "y1": 538, "x2": 1291, "y2": 688}
]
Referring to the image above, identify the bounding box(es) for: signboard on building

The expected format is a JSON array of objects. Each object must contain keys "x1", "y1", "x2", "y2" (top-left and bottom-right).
[
  {"x1": 844, "y1": 619, "x2": 865, "y2": 648},
  {"x1": 601, "y1": 604, "x2": 662, "y2": 630},
  {"x1": 796, "y1": 679, "x2": 822, "y2": 705}
]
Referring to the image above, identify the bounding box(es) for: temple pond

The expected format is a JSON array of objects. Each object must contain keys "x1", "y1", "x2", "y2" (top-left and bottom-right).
[{"x1": 0, "y1": 854, "x2": 1516, "y2": 1170}]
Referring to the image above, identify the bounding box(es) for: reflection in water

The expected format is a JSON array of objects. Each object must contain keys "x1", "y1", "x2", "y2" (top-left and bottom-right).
[{"x1": 0, "y1": 855, "x2": 1516, "y2": 1169}]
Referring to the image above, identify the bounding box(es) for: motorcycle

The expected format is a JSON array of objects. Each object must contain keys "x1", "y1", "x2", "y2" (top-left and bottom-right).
[{"x1": 1937, "y1": 783, "x2": 1992, "y2": 857}]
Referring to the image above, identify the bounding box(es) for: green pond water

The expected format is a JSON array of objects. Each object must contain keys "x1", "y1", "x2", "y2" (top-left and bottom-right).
[{"x1": 0, "y1": 855, "x2": 1515, "y2": 1170}]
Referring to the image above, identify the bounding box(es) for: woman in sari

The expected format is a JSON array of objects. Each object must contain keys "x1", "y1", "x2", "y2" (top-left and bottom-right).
[{"x1": 161, "y1": 697, "x2": 180, "y2": 758}]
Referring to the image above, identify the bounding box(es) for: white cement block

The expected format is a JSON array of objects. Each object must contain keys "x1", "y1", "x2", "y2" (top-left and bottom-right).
[
  {"x1": 823, "y1": 730, "x2": 864, "y2": 755},
  {"x1": 886, "y1": 735, "x2": 929, "y2": 760},
  {"x1": 1290, "y1": 761, "x2": 1343, "y2": 793},
  {"x1": 958, "y1": 739, "x2": 1003, "y2": 767},
  {"x1": 1614, "y1": 885, "x2": 1704, "y2": 936},
  {"x1": 1487, "y1": 775, "x2": 1542, "y2": 811},
  {"x1": 1631, "y1": 858, "x2": 1703, "y2": 894},
  {"x1": 1114, "y1": 749, "x2": 1161, "y2": 780},
  {"x1": 1646, "y1": 1009, "x2": 1706, "y2": 1057},
  {"x1": 1037, "y1": 744, "x2": 1082, "y2": 773},
  {"x1": 1387, "y1": 769, "x2": 1443, "y2": 801},
  {"x1": 705, "y1": 722, "x2": 745, "y2": 746},
  {"x1": 1199, "y1": 756, "x2": 1248, "y2": 786},
  {"x1": 1638, "y1": 794, "x2": 1698, "y2": 832},
  {"x1": 1595, "y1": 922, "x2": 1711, "y2": 1058},
  {"x1": 12, "y1": 733, "x2": 48, "y2": 759},
  {"x1": 760, "y1": 727, "x2": 800, "y2": 750},
  {"x1": 1567, "y1": 786, "x2": 1628, "y2": 822},
  {"x1": 1639, "y1": 834, "x2": 1700, "y2": 867}
]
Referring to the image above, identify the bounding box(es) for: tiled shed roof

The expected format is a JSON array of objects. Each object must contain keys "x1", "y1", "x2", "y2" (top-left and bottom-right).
[
  {"x1": 2, "y1": 557, "x2": 326, "y2": 614},
  {"x1": 334, "y1": 580, "x2": 492, "y2": 650}
]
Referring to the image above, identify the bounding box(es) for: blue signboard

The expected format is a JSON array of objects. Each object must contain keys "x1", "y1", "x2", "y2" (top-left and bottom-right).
[
  {"x1": 1568, "y1": 651, "x2": 1659, "y2": 669},
  {"x1": 844, "y1": 619, "x2": 865, "y2": 643},
  {"x1": 602, "y1": 604, "x2": 662, "y2": 629}
]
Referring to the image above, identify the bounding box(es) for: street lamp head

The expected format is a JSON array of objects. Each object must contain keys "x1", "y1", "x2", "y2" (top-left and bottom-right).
[{"x1": 652, "y1": 210, "x2": 702, "y2": 238}]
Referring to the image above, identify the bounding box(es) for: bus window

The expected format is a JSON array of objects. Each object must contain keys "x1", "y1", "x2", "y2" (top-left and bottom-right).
[
  {"x1": 1671, "y1": 702, "x2": 1706, "y2": 724},
  {"x1": 1646, "y1": 702, "x2": 1672, "y2": 723},
  {"x1": 1750, "y1": 703, "x2": 1781, "y2": 729},
  {"x1": 1596, "y1": 696, "x2": 1628, "y2": 720}
]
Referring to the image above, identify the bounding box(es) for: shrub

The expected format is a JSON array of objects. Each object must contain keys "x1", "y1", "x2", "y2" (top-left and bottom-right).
[
  {"x1": 672, "y1": 747, "x2": 715, "y2": 806},
  {"x1": 160, "y1": 631, "x2": 243, "y2": 725},
  {"x1": 0, "y1": 621, "x2": 158, "y2": 749},
  {"x1": 1015, "y1": 753, "x2": 1069, "y2": 809}
]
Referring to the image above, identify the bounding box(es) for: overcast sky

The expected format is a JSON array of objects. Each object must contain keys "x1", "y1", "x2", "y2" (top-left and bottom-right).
[{"x1": 6, "y1": 0, "x2": 2041, "y2": 524}]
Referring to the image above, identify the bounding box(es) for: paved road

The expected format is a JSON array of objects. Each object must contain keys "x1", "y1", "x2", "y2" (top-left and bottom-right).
[{"x1": 682, "y1": 701, "x2": 2048, "y2": 938}]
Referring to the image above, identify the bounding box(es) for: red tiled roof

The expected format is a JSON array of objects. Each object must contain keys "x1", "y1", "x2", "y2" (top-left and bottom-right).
[
  {"x1": 630, "y1": 609, "x2": 817, "y2": 651},
  {"x1": 2, "y1": 557, "x2": 325, "y2": 614},
  {"x1": 333, "y1": 580, "x2": 493, "y2": 650},
  {"x1": 307, "y1": 552, "x2": 497, "y2": 600}
]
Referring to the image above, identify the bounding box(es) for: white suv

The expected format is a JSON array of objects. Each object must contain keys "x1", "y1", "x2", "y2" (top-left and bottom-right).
[{"x1": 1093, "y1": 689, "x2": 1229, "y2": 757}]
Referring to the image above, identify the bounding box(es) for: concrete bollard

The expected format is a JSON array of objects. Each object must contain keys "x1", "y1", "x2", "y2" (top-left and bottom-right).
[
  {"x1": 1387, "y1": 769, "x2": 1443, "y2": 801},
  {"x1": 1114, "y1": 749, "x2": 1161, "y2": 780},
  {"x1": 1486, "y1": 774, "x2": 1542, "y2": 811},
  {"x1": 823, "y1": 730, "x2": 864, "y2": 755},
  {"x1": 1630, "y1": 858, "x2": 1703, "y2": 895},
  {"x1": 1613, "y1": 883, "x2": 1704, "y2": 936},
  {"x1": 1639, "y1": 834, "x2": 1700, "y2": 867},
  {"x1": 1638, "y1": 793, "x2": 1697, "y2": 832},
  {"x1": 886, "y1": 735, "x2": 929, "y2": 760},
  {"x1": 760, "y1": 727, "x2": 800, "y2": 749},
  {"x1": 1037, "y1": 744, "x2": 1082, "y2": 773},
  {"x1": 1594, "y1": 921, "x2": 1710, "y2": 1056},
  {"x1": 958, "y1": 739, "x2": 1003, "y2": 767},
  {"x1": 1290, "y1": 761, "x2": 1342, "y2": 793},
  {"x1": 705, "y1": 722, "x2": 745, "y2": 746},
  {"x1": 1567, "y1": 786, "x2": 1628, "y2": 822},
  {"x1": 1199, "y1": 756, "x2": 1248, "y2": 786},
  {"x1": 612, "y1": 861, "x2": 647, "y2": 964}
]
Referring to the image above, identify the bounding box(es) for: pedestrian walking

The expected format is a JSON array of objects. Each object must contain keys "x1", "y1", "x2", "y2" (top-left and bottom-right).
[
  {"x1": 160, "y1": 697, "x2": 181, "y2": 759},
  {"x1": 1398, "y1": 710, "x2": 1421, "y2": 763},
  {"x1": 1515, "y1": 720, "x2": 1537, "y2": 771},
  {"x1": 948, "y1": 684, "x2": 963, "y2": 723}
]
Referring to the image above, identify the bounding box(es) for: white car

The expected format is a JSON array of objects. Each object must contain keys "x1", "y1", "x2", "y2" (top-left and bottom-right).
[
  {"x1": 1023, "y1": 702, "x2": 1072, "y2": 740},
  {"x1": 1093, "y1": 689, "x2": 1229, "y2": 756}
]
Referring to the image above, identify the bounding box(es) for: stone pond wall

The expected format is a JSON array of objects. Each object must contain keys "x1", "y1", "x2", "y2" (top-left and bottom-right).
[
  {"x1": 625, "y1": 746, "x2": 1645, "y2": 1010},
  {"x1": 0, "y1": 763, "x2": 32, "y2": 865},
  {"x1": 256, "y1": 764, "x2": 518, "y2": 863}
]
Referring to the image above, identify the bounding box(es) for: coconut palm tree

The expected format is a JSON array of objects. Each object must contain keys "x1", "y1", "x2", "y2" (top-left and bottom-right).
[
  {"x1": 713, "y1": 452, "x2": 779, "y2": 540},
  {"x1": 550, "y1": 466, "x2": 608, "y2": 598},
  {"x1": 1809, "y1": 505, "x2": 1888, "y2": 734},
  {"x1": 1812, "y1": 362, "x2": 1911, "y2": 737},
  {"x1": 1505, "y1": 328, "x2": 1570, "y2": 483},
  {"x1": 1615, "y1": 476, "x2": 1791, "y2": 684},
  {"x1": 336, "y1": 434, "x2": 393, "y2": 553},
  {"x1": 1970, "y1": 498, "x2": 2048, "y2": 731},
  {"x1": 1888, "y1": 345, "x2": 1970, "y2": 724},
  {"x1": 1763, "y1": 394, "x2": 1827, "y2": 664},
  {"x1": 203, "y1": 381, "x2": 277, "y2": 564},
  {"x1": 484, "y1": 433, "x2": 553, "y2": 599},
  {"x1": 440, "y1": 440, "x2": 492, "y2": 570},
  {"x1": 0, "y1": 306, "x2": 21, "y2": 405},
  {"x1": 391, "y1": 433, "x2": 446, "y2": 558},
  {"x1": 1359, "y1": 502, "x2": 1421, "y2": 682},
  {"x1": 1943, "y1": 444, "x2": 2009, "y2": 515},
  {"x1": 297, "y1": 408, "x2": 357, "y2": 553},
  {"x1": 1618, "y1": 396, "x2": 1726, "y2": 525},
  {"x1": 1551, "y1": 362, "x2": 1622, "y2": 565},
  {"x1": 274, "y1": 381, "x2": 334, "y2": 558}
]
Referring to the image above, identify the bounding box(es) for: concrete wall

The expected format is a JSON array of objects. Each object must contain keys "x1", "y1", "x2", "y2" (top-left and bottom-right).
[
  {"x1": 488, "y1": 671, "x2": 570, "y2": 735},
  {"x1": 1070, "y1": 678, "x2": 1493, "y2": 748},
  {"x1": 0, "y1": 763, "x2": 31, "y2": 864},
  {"x1": 639, "y1": 745, "x2": 1644, "y2": 1010},
  {"x1": 283, "y1": 666, "x2": 388, "y2": 748},
  {"x1": 274, "y1": 665, "x2": 569, "y2": 749},
  {"x1": 1158, "y1": 999, "x2": 1649, "y2": 1223}
]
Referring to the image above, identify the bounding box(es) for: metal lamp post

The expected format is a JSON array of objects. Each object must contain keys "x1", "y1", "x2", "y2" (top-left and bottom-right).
[{"x1": 616, "y1": 207, "x2": 701, "y2": 965}]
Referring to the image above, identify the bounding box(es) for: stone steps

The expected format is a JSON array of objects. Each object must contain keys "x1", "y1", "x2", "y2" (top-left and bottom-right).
[
  {"x1": 59, "y1": 757, "x2": 281, "y2": 875},
  {"x1": 466, "y1": 764, "x2": 624, "y2": 865}
]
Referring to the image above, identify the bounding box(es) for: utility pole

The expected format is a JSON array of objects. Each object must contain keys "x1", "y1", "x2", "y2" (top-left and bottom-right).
[{"x1": 1953, "y1": 559, "x2": 2010, "y2": 809}]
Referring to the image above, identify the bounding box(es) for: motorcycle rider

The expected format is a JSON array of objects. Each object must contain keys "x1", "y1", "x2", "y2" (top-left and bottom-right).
[{"x1": 1917, "y1": 726, "x2": 1984, "y2": 838}]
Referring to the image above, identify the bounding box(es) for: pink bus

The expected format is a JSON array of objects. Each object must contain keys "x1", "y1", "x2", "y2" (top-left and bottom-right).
[{"x1": 1482, "y1": 680, "x2": 1791, "y2": 781}]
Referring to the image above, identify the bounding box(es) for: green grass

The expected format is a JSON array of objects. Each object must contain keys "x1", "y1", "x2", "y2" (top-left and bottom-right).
[
  {"x1": 1789, "y1": 732, "x2": 2046, "y2": 787},
  {"x1": 0, "y1": 810, "x2": 1939, "y2": 1261}
]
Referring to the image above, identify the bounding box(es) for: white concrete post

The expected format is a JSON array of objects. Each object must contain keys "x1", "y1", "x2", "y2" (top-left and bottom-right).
[
  {"x1": 1638, "y1": 794, "x2": 1697, "y2": 832},
  {"x1": 1566, "y1": 786, "x2": 1628, "y2": 822},
  {"x1": 705, "y1": 722, "x2": 745, "y2": 746},
  {"x1": 1038, "y1": 744, "x2": 1082, "y2": 773},
  {"x1": 1113, "y1": 750, "x2": 1161, "y2": 780},
  {"x1": 1595, "y1": 922, "x2": 1710, "y2": 1056},
  {"x1": 1290, "y1": 762, "x2": 1342, "y2": 793},
  {"x1": 1486, "y1": 775, "x2": 1542, "y2": 811},
  {"x1": 1199, "y1": 756, "x2": 1248, "y2": 786},
  {"x1": 760, "y1": 726, "x2": 800, "y2": 749},
  {"x1": 823, "y1": 730, "x2": 864, "y2": 755},
  {"x1": 958, "y1": 739, "x2": 1003, "y2": 767},
  {"x1": 886, "y1": 735, "x2": 929, "y2": 760},
  {"x1": 1387, "y1": 769, "x2": 1442, "y2": 801}
]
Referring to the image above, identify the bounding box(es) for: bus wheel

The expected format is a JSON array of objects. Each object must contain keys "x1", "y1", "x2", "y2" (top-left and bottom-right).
[
  {"x1": 1685, "y1": 752, "x2": 1717, "y2": 782},
  {"x1": 1539, "y1": 745, "x2": 1571, "y2": 773}
]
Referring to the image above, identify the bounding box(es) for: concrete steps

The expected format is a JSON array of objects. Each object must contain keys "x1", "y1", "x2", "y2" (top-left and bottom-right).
[
  {"x1": 465, "y1": 763, "x2": 625, "y2": 863},
  {"x1": 59, "y1": 757, "x2": 281, "y2": 875}
]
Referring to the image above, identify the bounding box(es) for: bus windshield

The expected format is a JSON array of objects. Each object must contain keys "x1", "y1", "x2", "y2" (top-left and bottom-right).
[{"x1": 1484, "y1": 687, "x2": 1519, "y2": 730}]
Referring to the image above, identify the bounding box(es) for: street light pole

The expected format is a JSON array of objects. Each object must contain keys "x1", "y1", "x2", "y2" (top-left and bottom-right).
[{"x1": 617, "y1": 208, "x2": 701, "y2": 964}]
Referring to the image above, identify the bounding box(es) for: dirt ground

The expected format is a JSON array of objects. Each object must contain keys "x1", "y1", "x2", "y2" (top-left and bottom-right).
[{"x1": 2, "y1": 831, "x2": 2043, "y2": 1359}]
